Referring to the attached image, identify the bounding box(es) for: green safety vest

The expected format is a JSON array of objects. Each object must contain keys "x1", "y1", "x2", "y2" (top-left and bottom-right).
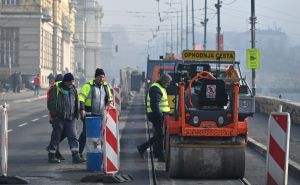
[
  {"x1": 78, "y1": 80, "x2": 113, "y2": 107},
  {"x1": 147, "y1": 82, "x2": 170, "y2": 113}
]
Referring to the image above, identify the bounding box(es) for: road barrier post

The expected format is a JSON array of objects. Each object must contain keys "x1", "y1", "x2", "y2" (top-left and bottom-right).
[
  {"x1": 113, "y1": 86, "x2": 122, "y2": 115},
  {"x1": 81, "y1": 107, "x2": 133, "y2": 183},
  {"x1": 266, "y1": 107, "x2": 290, "y2": 185},
  {"x1": 103, "y1": 107, "x2": 119, "y2": 174},
  {"x1": 0, "y1": 103, "x2": 29, "y2": 184}
]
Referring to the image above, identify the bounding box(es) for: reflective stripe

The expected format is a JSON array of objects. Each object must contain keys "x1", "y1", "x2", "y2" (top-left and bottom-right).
[
  {"x1": 147, "y1": 82, "x2": 170, "y2": 113},
  {"x1": 70, "y1": 148, "x2": 79, "y2": 152},
  {"x1": 79, "y1": 92, "x2": 87, "y2": 99},
  {"x1": 49, "y1": 150, "x2": 56, "y2": 154}
]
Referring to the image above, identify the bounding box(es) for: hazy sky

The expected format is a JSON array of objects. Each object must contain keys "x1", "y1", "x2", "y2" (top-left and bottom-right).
[{"x1": 101, "y1": 0, "x2": 300, "y2": 46}]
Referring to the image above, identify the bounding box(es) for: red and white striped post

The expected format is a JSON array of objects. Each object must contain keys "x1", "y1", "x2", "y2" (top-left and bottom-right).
[
  {"x1": 103, "y1": 107, "x2": 120, "y2": 174},
  {"x1": 267, "y1": 106, "x2": 291, "y2": 185},
  {"x1": 113, "y1": 86, "x2": 122, "y2": 115}
]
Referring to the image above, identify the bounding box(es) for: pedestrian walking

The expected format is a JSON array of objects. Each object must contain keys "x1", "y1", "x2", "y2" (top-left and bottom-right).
[
  {"x1": 16, "y1": 72, "x2": 22, "y2": 93},
  {"x1": 11, "y1": 72, "x2": 17, "y2": 93},
  {"x1": 34, "y1": 74, "x2": 41, "y2": 96},
  {"x1": 47, "y1": 73, "x2": 85, "y2": 164},
  {"x1": 78, "y1": 68, "x2": 113, "y2": 159},
  {"x1": 137, "y1": 74, "x2": 172, "y2": 162}
]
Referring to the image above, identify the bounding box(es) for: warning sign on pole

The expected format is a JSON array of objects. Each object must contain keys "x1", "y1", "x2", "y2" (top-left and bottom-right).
[{"x1": 247, "y1": 48, "x2": 260, "y2": 69}]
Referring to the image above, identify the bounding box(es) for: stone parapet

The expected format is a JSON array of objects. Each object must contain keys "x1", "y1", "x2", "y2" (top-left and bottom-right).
[{"x1": 255, "y1": 96, "x2": 300, "y2": 124}]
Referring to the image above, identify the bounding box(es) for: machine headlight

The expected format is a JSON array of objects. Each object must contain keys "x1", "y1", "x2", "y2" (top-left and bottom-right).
[
  {"x1": 218, "y1": 116, "x2": 224, "y2": 125},
  {"x1": 193, "y1": 116, "x2": 199, "y2": 124}
]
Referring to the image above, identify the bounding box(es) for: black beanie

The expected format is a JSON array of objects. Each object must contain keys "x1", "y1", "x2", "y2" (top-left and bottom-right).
[
  {"x1": 63, "y1": 73, "x2": 74, "y2": 82},
  {"x1": 95, "y1": 68, "x2": 105, "y2": 77}
]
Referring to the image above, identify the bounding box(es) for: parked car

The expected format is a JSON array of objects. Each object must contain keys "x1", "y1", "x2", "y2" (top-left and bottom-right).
[{"x1": 21, "y1": 74, "x2": 35, "y2": 90}]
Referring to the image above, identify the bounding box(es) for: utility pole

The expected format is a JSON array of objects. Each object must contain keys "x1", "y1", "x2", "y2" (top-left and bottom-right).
[
  {"x1": 203, "y1": 0, "x2": 207, "y2": 50},
  {"x1": 191, "y1": 0, "x2": 195, "y2": 50},
  {"x1": 171, "y1": 20, "x2": 173, "y2": 53},
  {"x1": 215, "y1": 0, "x2": 221, "y2": 51},
  {"x1": 250, "y1": 0, "x2": 256, "y2": 96},
  {"x1": 186, "y1": 0, "x2": 189, "y2": 49},
  {"x1": 181, "y1": 0, "x2": 183, "y2": 53},
  {"x1": 177, "y1": 11, "x2": 179, "y2": 55}
]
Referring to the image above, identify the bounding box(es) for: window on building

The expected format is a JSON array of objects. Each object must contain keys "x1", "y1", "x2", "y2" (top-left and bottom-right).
[
  {"x1": 57, "y1": 37, "x2": 62, "y2": 71},
  {"x1": 1, "y1": 0, "x2": 20, "y2": 5},
  {"x1": 0, "y1": 27, "x2": 19, "y2": 67},
  {"x1": 42, "y1": 29, "x2": 53, "y2": 69}
]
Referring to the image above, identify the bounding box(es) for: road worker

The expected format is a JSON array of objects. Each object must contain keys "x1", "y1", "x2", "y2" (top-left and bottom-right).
[
  {"x1": 78, "y1": 68, "x2": 113, "y2": 159},
  {"x1": 137, "y1": 73, "x2": 172, "y2": 162},
  {"x1": 46, "y1": 74, "x2": 65, "y2": 161},
  {"x1": 47, "y1": 73, "x2": 85, "y2": 164}
]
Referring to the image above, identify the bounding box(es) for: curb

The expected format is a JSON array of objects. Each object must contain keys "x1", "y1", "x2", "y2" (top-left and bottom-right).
[{"x1": 248, "y1": 137, "x2": 300, "y2": 178}]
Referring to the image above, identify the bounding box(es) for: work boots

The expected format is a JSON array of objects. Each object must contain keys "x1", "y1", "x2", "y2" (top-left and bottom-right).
[
  {"x1": 48, "y1": 153, "x2": 61, "y2": 163},
  {"x1": 79, "y1": 153, "x2": 87, "y2": 162},
  {"x1": 55, "y1": 150, "x2": 65, "y2": 160},
  {"x1": 137, "y1": 145, "x2": 146, "y2": 159},
  {"x1": 72, "y1": 153, "x2": 86, "y2": 164}
]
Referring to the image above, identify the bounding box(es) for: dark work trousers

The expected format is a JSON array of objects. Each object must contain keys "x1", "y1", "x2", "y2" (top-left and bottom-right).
[
  {"x1": 46, "y1": 124, "x2": 66, "y2": 151},
  {"x1": 78, "y1": 118, "x2": 87, "y2": 155},
  {"x1": 140, "y1": 113, "x2": 164, "y2": 158},
  {"x1": 48, "y1": 118, "x2": 79, "y2": 155}
]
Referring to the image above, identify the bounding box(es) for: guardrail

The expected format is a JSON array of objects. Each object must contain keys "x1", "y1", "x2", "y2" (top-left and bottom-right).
[{"x1": 255, "y1": 96, "x2": 300, "y2": 124}]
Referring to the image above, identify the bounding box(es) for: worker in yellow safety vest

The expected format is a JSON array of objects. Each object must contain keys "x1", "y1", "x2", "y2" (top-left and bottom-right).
[
  {"x1": 78, "y1": 68, "x2": 113, "y2": 159},
  {"x1": 137, "y1": 73, "x2": 172, "y2": 162}
]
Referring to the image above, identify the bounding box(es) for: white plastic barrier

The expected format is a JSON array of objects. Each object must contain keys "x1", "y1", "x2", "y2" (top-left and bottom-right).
[
  {"x1": 0, "y1": 103, "x2": 28, "y2": 183},
  {"x1": 0, "y1": 103, "x2": 8, "y2": 177},
  {"x1": 103, "y1": 107, "x2": 120, "y2": 174},
  {"x1": 267, "y1": 108, "x2": 291, "y2": 185},
  {"x1": 113, "y1": 86, "x2": 122, "y2": 115}
]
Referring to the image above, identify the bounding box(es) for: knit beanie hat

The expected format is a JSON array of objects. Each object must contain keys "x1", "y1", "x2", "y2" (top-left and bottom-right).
[
  {"x1": 63, "y1": 73, "x2": 74, "y2": 82},
  {"x1": 95, "y1": 68, "x2": 105, "y2": 77},
  {"x1": 160, "y1": 73, "x2": 172, "y2": 87}
]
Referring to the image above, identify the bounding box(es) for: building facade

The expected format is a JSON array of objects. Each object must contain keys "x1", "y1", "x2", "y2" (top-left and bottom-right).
[
  {"x1": 0, "y1": 0, "x2": 76, "y2": 88},
  {"x1": 75, "y1": 0, "x2": 104, "y2": 81}
]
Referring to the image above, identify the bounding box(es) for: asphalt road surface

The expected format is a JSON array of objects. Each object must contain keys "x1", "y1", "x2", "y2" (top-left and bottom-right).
[{"x1": 1, "y1": 92, "x2": 300, "y2": 184}]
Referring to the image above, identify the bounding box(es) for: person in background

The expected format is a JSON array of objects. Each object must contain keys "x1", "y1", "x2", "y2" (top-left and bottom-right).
[
  {"x1": 78, "y1": 68, "x2": 113, "y2": 159},
  {"x1": 11, "y1": 72, "x2": 17, "y2": 93},
  {"x1": 137, "y1": 74, "x2": 172, "y2": 162},
  {"x1": 47, "y1": 73, "x2": 85, "y2": 164},
  {"x1": 17, "y1": 72, "x2": 22, "y2": 93},
  {"x1": 34, "y1": 74, "x2": 41, "y2": 96},
  {"x1": 47, "y1": 73, "x2": 55, "y2": 87}
]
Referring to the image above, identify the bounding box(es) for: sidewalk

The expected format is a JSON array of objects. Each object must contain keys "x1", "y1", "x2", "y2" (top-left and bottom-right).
[
  {"x1": 248, "y1": 112, "x2": 300, "y2": 177},
  {"x1": 0, "y1": 89, "x2": 47, "y2": 105}
]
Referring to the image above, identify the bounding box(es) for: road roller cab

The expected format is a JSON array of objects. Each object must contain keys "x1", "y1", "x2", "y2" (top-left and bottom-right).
[{"x1": 163, "y1": 50, "x2": 254, "y2": 179}]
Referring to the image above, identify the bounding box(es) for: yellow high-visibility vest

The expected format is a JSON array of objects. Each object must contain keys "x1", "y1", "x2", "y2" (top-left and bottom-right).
[
  {"x1": 147, "y1": 82, "x2": 170, "y2": 113},
  {"x1": 78, "y1": 80, "x2": 112, "y2": 107}
]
